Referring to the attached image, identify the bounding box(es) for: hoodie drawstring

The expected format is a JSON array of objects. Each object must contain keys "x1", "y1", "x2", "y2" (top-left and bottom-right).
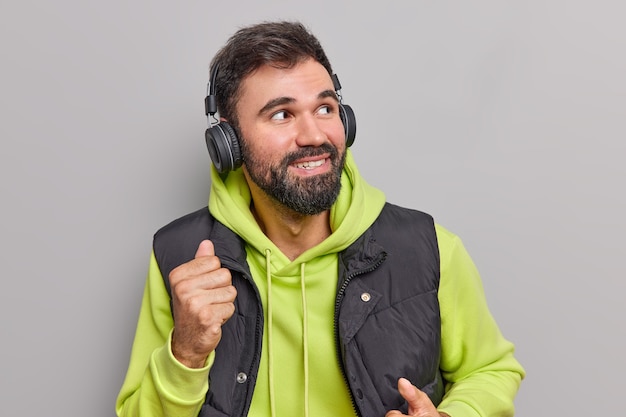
[
  {"x1": 265, "y1": 249, "x2": 276, "y2": 417},
  {"x1": 264, "y1": 249, "x2": 310, "y2": 417},
  {"x1": 300, "y1": 262, "x2": 310, "y2": 417}
]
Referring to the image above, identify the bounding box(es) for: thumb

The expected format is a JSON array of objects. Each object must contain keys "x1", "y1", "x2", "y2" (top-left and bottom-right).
[
  {"x1": 397, "y1": 378, "x2": 436, "y2": 416},
  {"x1": 195, "y1": 239, "x2": 215, "y2": 258}
]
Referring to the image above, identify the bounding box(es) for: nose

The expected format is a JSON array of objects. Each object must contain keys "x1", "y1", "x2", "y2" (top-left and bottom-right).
[{"x1": 294, "y1": 114, "x2": 326, "y2": 147}]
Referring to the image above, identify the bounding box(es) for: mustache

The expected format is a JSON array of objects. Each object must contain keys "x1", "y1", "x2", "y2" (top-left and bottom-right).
[{"x1": 282, "y1": 143, "x2": 338, "y2": 166}]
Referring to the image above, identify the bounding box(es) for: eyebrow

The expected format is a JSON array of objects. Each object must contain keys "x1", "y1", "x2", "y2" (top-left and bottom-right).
[{"x1": 257, "y1": 89, "x2": 339, "y2": 116}]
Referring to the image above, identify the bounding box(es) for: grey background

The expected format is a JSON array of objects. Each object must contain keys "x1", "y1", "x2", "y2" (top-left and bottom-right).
[{"x1": 1, "y1": 1, "x2": 624, "y2": 416}]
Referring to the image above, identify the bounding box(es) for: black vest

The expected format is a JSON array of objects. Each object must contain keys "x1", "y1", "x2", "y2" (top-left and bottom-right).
[{"x1": 153, "y1": 202, "x2": 444, "y2": 417}]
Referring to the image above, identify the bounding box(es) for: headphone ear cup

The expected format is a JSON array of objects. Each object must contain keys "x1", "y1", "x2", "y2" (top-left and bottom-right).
[
  {"x1": 339, "y1": 104, "x2": 356, "y2": 147},
  {"x1": 205, "y1": 122, "x2": 242, "y2": 173}
]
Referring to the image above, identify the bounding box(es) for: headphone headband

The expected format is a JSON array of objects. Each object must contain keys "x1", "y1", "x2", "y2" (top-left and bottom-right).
[{"x1": 204, "y1": 64, "x2": 219, "y2": 117}]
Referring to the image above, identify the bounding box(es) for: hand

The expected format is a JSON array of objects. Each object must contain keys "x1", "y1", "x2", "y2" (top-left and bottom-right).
[
  {"x1": 170, "y1": 240, "x2": 237, "y2": 368},
  {"x1": 385, "y1": 378, "x2": 448, "y2": 417}
]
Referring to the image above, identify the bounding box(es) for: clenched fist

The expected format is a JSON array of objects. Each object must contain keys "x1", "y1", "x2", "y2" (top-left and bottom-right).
[{"x1": 169, "y1": 240, "x2": 237, "y2": 368}]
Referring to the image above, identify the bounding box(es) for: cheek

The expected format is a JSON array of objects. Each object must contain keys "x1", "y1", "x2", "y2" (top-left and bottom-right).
[
  {"x1": 327, "y1": 122, "x2": 348, "y2": 150},
  {"x1": 241, "y1": 135, "x2": 282, "y2": 166},
  {"x1": 244, "y1": 127, "x2": 293, "y2": 157}
]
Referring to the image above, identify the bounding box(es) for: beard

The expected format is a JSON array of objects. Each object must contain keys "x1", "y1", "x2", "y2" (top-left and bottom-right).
[{"x1": 241, "y1": 140, "x2": 346, "y2": 216}]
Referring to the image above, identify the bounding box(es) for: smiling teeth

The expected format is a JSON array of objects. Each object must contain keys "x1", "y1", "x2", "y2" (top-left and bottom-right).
[{"x1": 295, "y1": 159, "x2": 324, "y2": 169}]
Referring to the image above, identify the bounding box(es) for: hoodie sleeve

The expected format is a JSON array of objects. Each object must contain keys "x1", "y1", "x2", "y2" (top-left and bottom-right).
[
  {"x1": 115, "y1": 252, "x2": 213, "y2": 417},
  {"x1": 434, "y1": 225, "x2": 525, "y2": 417}
]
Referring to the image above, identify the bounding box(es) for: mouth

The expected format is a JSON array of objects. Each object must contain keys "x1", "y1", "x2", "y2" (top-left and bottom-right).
[
  {"x1": 292, "y1": 157, "x2": 328, "y2": 170},
  {"x1": 284, "y1": 144, "x2": 337, "y2": 174}
]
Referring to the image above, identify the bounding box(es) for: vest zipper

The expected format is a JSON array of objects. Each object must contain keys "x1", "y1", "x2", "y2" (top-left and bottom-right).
[{"x1": 334, "y1": 253, "x2": 387, "y2": 417}]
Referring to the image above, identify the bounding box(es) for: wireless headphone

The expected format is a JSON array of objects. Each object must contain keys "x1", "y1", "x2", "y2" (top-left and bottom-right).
[{"x1": 204, "y1": 64, "x2": 356, "y2": 173}]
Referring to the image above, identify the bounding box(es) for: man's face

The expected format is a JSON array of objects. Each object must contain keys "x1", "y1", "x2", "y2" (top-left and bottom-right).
[{"x1": 235, "y1": 58, "x2": 347, "y2": 215}]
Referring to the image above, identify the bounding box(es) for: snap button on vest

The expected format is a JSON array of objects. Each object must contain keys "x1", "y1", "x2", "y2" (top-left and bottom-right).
[
  {"x1": 236, "y1": 372, "x2": 247, "y2": 383},
  {"x1": 356, "y1": 388, "x2": 363, "y2": 399},
  {"x1": 360, "y1": 292, "x2": 371, "y2": 302}
]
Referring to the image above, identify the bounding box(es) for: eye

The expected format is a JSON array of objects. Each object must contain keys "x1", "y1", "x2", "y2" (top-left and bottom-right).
[
  {"x1": 271, "y1": 110, "x2": 288, "y2": 120},
  {"x1": 317, "y1": 105, "x2": 332, "y2": 115}
]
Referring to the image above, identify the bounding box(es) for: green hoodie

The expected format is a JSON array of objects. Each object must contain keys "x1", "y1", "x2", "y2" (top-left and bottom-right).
[{"x1": 116, "y1": 150, "x2": 524, "y2": 417}]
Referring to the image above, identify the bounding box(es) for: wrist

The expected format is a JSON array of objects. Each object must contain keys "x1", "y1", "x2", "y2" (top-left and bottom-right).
[{"x1": 171, "y1": 332, "x2": 209, "y2": 369}]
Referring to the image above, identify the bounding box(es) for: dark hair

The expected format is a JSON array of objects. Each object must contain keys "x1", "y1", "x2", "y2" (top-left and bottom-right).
[{"x1": 209, "y1": 21, "x2": 333, "y2": 128}]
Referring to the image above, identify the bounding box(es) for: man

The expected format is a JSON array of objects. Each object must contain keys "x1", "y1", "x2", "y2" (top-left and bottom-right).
[{"x1": 116, "y1": 21, "x2": 524, "y2": 417}]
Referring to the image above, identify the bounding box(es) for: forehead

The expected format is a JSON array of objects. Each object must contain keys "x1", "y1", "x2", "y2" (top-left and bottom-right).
[{"x1": 237, "y1": 59, "x2": 335, "y2": 107}]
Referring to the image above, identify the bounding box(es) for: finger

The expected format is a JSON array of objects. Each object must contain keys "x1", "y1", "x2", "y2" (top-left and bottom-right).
[
  {"x1": 397, "y1": 378, "x2": 437, "y2": 416},
  {"x1": 171, "y1": 241, "x2": 222, "y2": 284},
  {"x1": 170, "y1": 259, "x2": 228, "y2": 289},
  {"x1": 397, "y1": 377, "x2": 419, "y2": 404},
  {"x1": 210, "y1": 301, "x2": 237, "y2": 326},
  {"x1": 186, "y1": 285, "x2": 237, "y2": 309},
  {"x1": 173, "y1": 274, "x2": 236, "y2": 321},
  {"x1": 195, "y1": 239, "x2": 215, "y2": 258}
]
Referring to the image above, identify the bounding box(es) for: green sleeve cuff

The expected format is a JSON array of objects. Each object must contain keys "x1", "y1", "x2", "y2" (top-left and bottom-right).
[
  {"x1": 438, "y1": 402, "x2": 481, "y2": 417},
  {"x1": 149, "y1": 330, "x2": 215, "y2": 404}
]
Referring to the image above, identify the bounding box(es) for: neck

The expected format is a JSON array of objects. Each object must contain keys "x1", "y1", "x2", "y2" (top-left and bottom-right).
[{"x1": 249, "y1": 188, "x2": 332, "y2": 262}]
